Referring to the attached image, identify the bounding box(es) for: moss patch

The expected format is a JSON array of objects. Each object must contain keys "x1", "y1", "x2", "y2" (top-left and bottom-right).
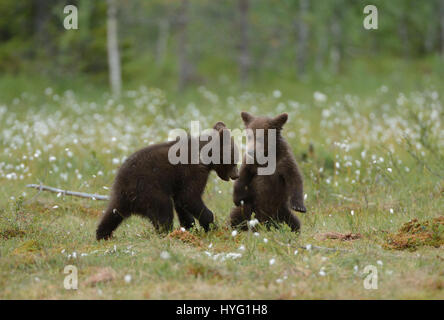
[
  {"x1": 384, "y1": 216, "x2": 444, "y2": 251},
  {"x1": 0, "y1": 228, "x2": 26, "y2": 240}
]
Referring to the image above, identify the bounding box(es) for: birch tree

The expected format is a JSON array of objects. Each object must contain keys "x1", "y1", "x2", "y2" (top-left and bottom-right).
[
  {"x1": 440, "y1": 0, "x2": 444, "y2": 57},
  {"x1": 295, "y1": 0, "x2": 309, "y2": 78},
  {"x1": 177, "y1": 0, "x2": 195, "y2": 90},
  {"x1": 107, "y1": 0, "x2": 122, "y2": 98},
  {"x1": 238, "y1": 0, "x2": 250, "y2": 84}
]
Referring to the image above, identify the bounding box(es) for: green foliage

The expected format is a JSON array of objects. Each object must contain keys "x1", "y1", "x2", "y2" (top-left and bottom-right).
[{"x1": 0, "y1": 0, "x2": 443, "y2": 87}]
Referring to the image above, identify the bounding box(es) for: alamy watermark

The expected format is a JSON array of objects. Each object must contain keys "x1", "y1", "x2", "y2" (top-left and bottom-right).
[
  {"x1": 63, "y1": 265, "x2": 78, "y2": 290},
  {"x1": 363, "y1": 5, "x2": 378, "y2": 30},
  {"x1": 167, "y1": 121, "x2": 277, "y2": 175},
  {"x1": 63, "y1": 5, "x2": 78, "y2": 30},
  {"x1": 363, "y1": 265, "x2": 378, "y2": 290}
]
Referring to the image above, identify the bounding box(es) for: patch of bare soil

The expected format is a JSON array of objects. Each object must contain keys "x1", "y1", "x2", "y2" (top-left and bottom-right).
[
  {"x1": 168, "y1": 229, "x2": 203, "y2": 247},
  {"x1": 315, "y1": 232, "x2": 362, "y2": 241},
  {"x1": 384, "y1": 216, "x2": 444, "y2": 251},
  {"x1": 85, "y1": 267, "x2": 117, "y2": 286}
]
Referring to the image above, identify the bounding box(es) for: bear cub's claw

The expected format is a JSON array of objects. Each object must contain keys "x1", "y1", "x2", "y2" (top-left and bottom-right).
[
  {"x1": 290, "y1": 199, "x2": 306, "y2": 213},
  {"x1": 292, "y1": 205, "x2": 307, "y2": 213},
  {"x1": 96, "y1": 229, "x2": 112, "y2": 241}
]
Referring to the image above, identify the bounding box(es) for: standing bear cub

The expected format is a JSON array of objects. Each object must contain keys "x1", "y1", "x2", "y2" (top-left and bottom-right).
[
  {"x1": 230, "y1": 112, "x2": 306, "y2": 232},
  {"x1": 96, "y1": 122, "x2": 239, "y2": 240}
]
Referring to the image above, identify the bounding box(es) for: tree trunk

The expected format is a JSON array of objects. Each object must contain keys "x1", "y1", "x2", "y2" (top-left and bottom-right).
[
  {"x1": 107, "y1": 0, "x2": 122, "y2": 98},
  {"x1": 315, "y1": 29, "x2": 328, "y2": 73},
  {"x1": 33, "y1": 0, "x2": 55, "y2": 62},
  {"x1": 398, "y1": 10, "x2": 410, "y2": 58},
  {"x1": 440, "y1": 0, "x2": 444, "y2": 57},
  {"x1": 295, "y1": 0, "x2": 309, "y2": 78},
  {"x1": 424, "y1": 19, "x2": 436, "y2": 54},
  {"x1": 177, "y1": 0, "x2": 195, "y2": 90},
  {"x1": 330, "y1": 7, "x2": 342, "y2": 74},
  {"x1": 156, "y1": 18, "x2": 170, "y2": 66},
  {"x1": 238, "y1": 0, "x2": 250, "y2": 84}
]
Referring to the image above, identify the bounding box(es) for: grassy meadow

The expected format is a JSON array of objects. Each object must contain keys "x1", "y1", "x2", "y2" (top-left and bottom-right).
[{"x1": 0, "y1": 68, "x2": 443, "y2": 299}]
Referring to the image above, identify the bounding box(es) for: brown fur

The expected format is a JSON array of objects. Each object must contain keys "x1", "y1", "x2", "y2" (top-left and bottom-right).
[
  {"x1": 96, "y1": 122, "x2": 239, "y2": 240},
  {"x1": 230, "y1": 112, "x2": 306, "y2": 232}
]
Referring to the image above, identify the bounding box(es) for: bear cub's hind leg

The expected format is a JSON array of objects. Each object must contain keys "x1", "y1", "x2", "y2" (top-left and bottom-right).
[
  {"x1": 229, "y1": 203, "x2": 253, "y2": 230},
  {"x1": 277, "y1": 205, "x2": 301, "y2": 232},
  {"x1": 149, "y1": 196, "x2": 174, "y2": 234}
]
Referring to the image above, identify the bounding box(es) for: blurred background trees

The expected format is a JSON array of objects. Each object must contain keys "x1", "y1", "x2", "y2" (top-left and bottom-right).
[{"x1": 0, "y1": 0, "x2": 443, "y2": 94}]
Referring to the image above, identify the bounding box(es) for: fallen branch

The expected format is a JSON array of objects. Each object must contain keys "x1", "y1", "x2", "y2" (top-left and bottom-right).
[
  {"x1": 26, "y1": 184, "x2": 109, "y2": 201},
  {"x1": 273, "y1": 239, "x2": 353, "y2": 253}
]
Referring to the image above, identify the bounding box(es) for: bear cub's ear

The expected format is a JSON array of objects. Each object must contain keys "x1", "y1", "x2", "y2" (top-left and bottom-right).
[
  {"x1": 241, "y1": 111, "x2": 254, "y2": 125},
  {"x1": 213, "y1": 121, "x2": 226, "y2": 131},
  {"x1": 271, "y1": 113, "x2": 288, "y2": 129}
]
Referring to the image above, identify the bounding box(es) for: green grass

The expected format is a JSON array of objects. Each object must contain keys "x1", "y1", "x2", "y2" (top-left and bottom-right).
[{"x1": 0, "y1": 70, "x2": 443, "y2": 299}]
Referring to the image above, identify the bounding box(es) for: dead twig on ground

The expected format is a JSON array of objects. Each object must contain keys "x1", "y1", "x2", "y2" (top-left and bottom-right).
[{"x1": 26, "y1": 184, "x2": 109, "y2": 201}]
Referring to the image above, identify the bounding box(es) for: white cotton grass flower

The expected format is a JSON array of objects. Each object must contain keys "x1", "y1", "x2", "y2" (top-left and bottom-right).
[
  {"x1": 269, "y1": 258, "x2": 276, "y2": 266},
  {"x1": 231, "y1": 230, "x2": 238, "y2": 237},
  {"x1": 305, "y1": 244, "x2": 312, "y2": 251},
  {"x1": 319, "y1": 268, "x2": 326, "y2": 277},
  {"x1": 238, "y1": 245, "x2": 245, "y2": 251},
  {"x1": 226, "y1": 252, "x2": 242, "y2": 259},
  {"x1": 272, "y1": 90, "x2": 282, "y2": 98},
  {"x1": 350, "y1": 210, "x2": 354, "y2": 216},
  {"x1": 124, "y1": 274, "x2": 132, "y2": 283},
  {"x1": 263, "y1": 238, "x2": 268, "y2": 243},
  {"x1": 253, "y1": 232, "x2": 260, "y2": 237},
  {"x1": 180, "y1": 227, "x2": 186, "y2": 232},
  {"x1": 247, "y1": 218, "x2": 259, "y2": 228},
  {"x1": 377, "y1": 260, "x2": 383, "y2": 266},
  {"x1": 160, "y1": 251, "x2": 170, "y2": 260},
  {"x1": 294, "y1": 250, "x2": 298, "y2": 255},
  {"x1": 314, "y1": 91, "x2": 327, "y2": 102},
  {"x1": 389, "y1": 208, "x2": 394, "y2": 214}
]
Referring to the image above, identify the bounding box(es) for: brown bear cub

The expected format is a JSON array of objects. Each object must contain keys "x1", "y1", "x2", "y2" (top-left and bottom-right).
[
  {"x1": 96, "y1": 122, "x2": 239, "y2": 240},
  {"x1": 230, "y1": 112, "x2": 306, "y2": 232}
]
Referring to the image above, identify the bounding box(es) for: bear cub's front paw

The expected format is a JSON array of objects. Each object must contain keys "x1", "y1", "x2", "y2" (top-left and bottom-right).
[
  {"x1": 290, "y1": 198, "x2": 306, "y2": 213},
  {"x1": 233, "y1": 184, "x2": 249, "y2": 206}
]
